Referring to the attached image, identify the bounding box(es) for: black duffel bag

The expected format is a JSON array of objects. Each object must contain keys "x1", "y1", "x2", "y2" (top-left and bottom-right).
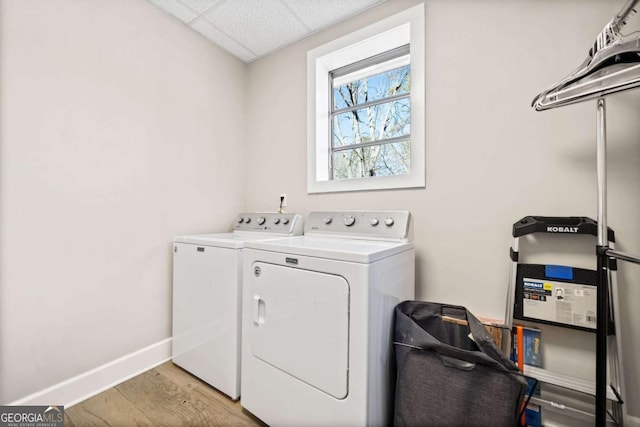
[{"x1": 393, "y1": 301, "x2": 527, "y2": 427}]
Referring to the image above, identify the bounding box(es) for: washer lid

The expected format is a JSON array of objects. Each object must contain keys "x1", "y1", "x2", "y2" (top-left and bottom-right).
[
  {"x1": 244, "y1": 236, "x2": 414, "y2": 263},
  {"x1": 174, "y1": 233, "x2": 286, "y2": 249}
]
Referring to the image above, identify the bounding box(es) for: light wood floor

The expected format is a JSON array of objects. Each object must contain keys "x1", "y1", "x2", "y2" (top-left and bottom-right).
[{"x1": 65, "y1": 362, "x2": 264, "y2": 426}]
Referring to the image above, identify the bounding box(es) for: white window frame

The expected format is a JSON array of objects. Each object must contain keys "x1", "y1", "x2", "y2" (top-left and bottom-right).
[{"x1": 307, "y1": 4, "x2": 425, "y2": 194}]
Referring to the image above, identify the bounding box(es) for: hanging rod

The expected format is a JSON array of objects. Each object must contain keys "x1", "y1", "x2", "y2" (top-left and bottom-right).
[
  {"x1": 534, "y1": 62, "x2": 640, "y2": 110},
  {"x1": 607, "y1": 248, "x2": 640, "y2": 264},
  {"x1": 532, "y1": 0, "x2": 640, "y2": 111}
]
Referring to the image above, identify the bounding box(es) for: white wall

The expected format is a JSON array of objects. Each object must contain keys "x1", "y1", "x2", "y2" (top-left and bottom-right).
[
  {"x1": 245, "y1": 0, "x2": 640, "y2": 420},
  {"x1": 0, "y1": 0, "x2": 246, "y2": 404}
]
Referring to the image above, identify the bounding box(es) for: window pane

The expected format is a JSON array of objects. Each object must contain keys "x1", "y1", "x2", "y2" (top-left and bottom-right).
[
  {"x1": 332, "y1": 141, "x2": 410, "y2": 180},
  {"x1": 332, "y1": 98, "x2": 410, "y2": 148},
  {"x1": 333, "y1": 64, "x2": 410, "y2": 110}
]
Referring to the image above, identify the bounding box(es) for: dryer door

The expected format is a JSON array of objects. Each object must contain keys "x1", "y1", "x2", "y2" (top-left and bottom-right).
[{"x1": 249, "y1": 262, "x2": 349, "y2": 399}]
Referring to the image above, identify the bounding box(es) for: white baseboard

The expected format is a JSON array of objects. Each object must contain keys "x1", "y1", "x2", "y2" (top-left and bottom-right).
[{"x1": 9, "y1": 338, "x2": 172, "y2": 408}]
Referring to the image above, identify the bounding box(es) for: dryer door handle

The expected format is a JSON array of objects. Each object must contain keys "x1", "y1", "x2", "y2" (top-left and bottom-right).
[{"x1": 253, "y1": 295, "x2": 266, "y2": 325}]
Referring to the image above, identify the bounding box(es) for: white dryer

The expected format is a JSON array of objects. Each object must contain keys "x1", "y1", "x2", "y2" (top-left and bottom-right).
[
  {"x1": 241, "y1": 211, "x2": 415, "y2": 426},
  {"x1": 172, "y1": 212, "x2": 302, "y2": 400}
]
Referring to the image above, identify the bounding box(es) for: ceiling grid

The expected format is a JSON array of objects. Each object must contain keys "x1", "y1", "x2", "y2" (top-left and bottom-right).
[{"x1": 147, "y1": 0, "x2": 386, "y2": 62}]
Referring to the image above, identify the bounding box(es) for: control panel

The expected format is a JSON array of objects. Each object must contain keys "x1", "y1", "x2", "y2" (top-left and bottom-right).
[
  {"x1": 232, "y1": 212, "x2": 302, "y2": 235},
  {"x1": 304, "y1": 211, "x2": 413, "y2": 242}
]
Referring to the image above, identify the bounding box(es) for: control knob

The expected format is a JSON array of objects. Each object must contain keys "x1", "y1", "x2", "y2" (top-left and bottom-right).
[
  {"x1": 343, "y1": 215, "x2": 356, "y2": 226},
  {"x1": 370, "y1": 217, "x2": 379, "y2": 226},
  {"x1": 282, "y1": 218, "x2": 290, "y2": 224},
  {"x1": 257, "y1": 216, "x2": 266, "y2": 225},
  {"x1": 384, "y1": 217, "x2": 395, "y2": 227},
  {"x1": 237, "y1": 217, "x2": 244, "y2": 224},
  {"x1": 244, "y1": 217, "x2": 251, "y2": 223},
  {"x1": 324, "y1": 217, "x2": 333, "y2": 225},
  {"x1": 273, "y1": 218, "x2": 281, "y2": 225}
]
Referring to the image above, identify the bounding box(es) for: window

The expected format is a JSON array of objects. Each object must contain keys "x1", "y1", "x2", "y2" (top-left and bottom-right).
[
  {"x1": 307, "y1": 4, "x2": 425, "y2": 193},
  {"x1": 331, "y1": 45, "x2": 411, "y2": 180}
]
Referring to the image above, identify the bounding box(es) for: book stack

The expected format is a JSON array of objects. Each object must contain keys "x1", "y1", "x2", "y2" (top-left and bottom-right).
[{"x1": 512, "y1": 326, "x2": 542, "y2": 427}]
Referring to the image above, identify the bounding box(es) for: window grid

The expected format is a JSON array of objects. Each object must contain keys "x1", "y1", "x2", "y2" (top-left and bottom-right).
[{"x1": 329, "y1": 47, "x2": 411, "y2": 180}]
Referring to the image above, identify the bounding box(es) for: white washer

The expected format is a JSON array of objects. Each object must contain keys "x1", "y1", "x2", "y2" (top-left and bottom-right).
[
  {"x1": 172, "y1": 212, "x2": 302, "y2": 400},
  {"x1": 241, "y1": 211, "x2": 415, "y2": 426}
]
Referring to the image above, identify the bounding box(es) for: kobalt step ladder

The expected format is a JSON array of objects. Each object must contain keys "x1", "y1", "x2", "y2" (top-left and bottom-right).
[{"x1": 505, "y1": 216, "x2": 625, "y2": 425}]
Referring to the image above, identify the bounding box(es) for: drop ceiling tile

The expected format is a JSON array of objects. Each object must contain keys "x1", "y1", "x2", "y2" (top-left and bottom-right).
[
  {"x1": 147, "y1": 0, "x2": 198, "y2": 22},
  {"x1": 146, "y1": 0, "x2": 390, "y2": 63},
  {"x1": 178, "y1": 0, "x2": 223, "y2": 15},
  {"x1": 204, "y1": 0, "x2": 308, "y2": 57},
  {"x1": 190, "y1": 19, "x2": 256, "y2": 62},
  {"x1": 284, "y1": 0, "x2": 385, "y2": 31}
]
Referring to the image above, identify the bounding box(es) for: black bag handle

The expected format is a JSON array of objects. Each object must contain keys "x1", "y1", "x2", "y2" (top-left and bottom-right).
[
  {"x1": 394, "y1": 301, "x2": 519, "y2": 373},
  {"x1": 393, "y1": 342, "x2": 479, "y2": 371}
]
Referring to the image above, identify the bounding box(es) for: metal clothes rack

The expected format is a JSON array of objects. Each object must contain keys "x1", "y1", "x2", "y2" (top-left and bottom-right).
[{"x1": 532, "y1": 1, "x2": 640, "y2": 425}]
